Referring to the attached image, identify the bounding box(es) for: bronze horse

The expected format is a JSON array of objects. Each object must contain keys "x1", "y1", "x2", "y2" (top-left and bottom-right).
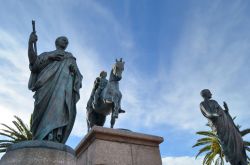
[{"x1": 86, "y1": 58, "x2": 125, "y2": 132}]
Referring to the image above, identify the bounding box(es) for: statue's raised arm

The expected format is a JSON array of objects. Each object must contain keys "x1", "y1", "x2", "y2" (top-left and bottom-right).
[
  {"x1": 28, "y1": 20, "x2": 38, "y2": 65},
  {"x1": 223, "y1": 101, "x2": 229, "y2": 112}
]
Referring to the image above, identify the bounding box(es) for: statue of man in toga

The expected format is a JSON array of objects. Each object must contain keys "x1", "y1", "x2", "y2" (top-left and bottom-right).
[
  {"x1": 200, "y1": 89, "x2": 247, "y2": 165},
  {"x1": 28, "y1": 29, "x2": 82, "y2": 143}
]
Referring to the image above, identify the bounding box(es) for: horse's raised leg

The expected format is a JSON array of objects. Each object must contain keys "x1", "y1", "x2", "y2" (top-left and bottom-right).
[
  {"x1": 86, "y1": 107, "x2": 96, "y2": 132},
  {"x1": 111, "y1": 116, "x2": 116, "y2": 128},
  {"x1": 111, "y1": 102, "x2": 119, "y2": 128}
]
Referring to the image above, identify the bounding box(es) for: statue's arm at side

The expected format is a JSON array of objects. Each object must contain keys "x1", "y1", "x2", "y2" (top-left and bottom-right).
[
  {"x1": 68, "y1": 54, "x2": 80, "y2": 75},
  {"x1": 70, "y1": 56, "x2": 82, "y2": 93}
]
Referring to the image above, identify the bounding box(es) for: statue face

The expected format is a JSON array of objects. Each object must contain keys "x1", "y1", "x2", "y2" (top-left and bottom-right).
[
  {"x1": 100, "y1": 71, "x2": 107, "y2": 78},
  {"x1": 55, "y1": 36, "x2": 68, "y2": 50},
  {"x1": 201, "y1": 89, "x2": 212, "y2": 99},
  {"x1": 206, "y1": 91, "x2": 212, "y2": 99}
]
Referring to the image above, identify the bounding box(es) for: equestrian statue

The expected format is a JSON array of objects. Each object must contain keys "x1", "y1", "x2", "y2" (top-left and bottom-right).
[{"x1": 86, "y1": 58, "x2": 125, "y2": 132}]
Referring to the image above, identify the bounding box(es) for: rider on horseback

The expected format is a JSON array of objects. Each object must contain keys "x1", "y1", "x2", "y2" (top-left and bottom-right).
[
  {"x1": 92, "y1": 71, "x2": 108, "y2": 108},
  {"x1": 86, "y1": 59, "x2": 125, "y2": 131}
]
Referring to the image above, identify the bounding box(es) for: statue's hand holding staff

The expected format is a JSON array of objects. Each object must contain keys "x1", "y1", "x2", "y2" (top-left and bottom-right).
[
  {"x1": 223, "y1": 101, "x2": 229, "y2": 112},
  {"x1": 28, "y1": 31, "x2": 38, "y2": 64},
  {"x1": 29, "y1": 32, "x2": 38, "y2": 45}
]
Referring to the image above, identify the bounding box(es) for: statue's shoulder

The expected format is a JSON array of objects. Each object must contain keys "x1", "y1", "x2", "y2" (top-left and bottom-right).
[
  {"x1": 210, "y1": 99, "x2": 218, "y2": 103},
  {"x1": 65, "y1": 51, "x2": 74, "y2": 56},
  {"x1": 208, "y1": 100, "x2": 222, "y2": 110},
  {"x1": 95, "y1": 77, "x2": 101, "y2": 83},
  {"x1": 65, "y1": 51, "x2": 76, "y2": 60},
  {"x1": 200, "y1": 99, "x2": 219, "y2": 106},
  {"x1": 200, "y1": 101, "x2": 206, "y2": 108},
  {"x1": 200, "y1": 101, "x2": 204, "y2": 106}
]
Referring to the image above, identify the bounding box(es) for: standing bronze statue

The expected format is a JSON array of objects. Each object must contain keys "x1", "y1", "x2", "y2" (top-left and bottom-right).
[
  {"x1": 86, "y1": 59, "x2": 125, "y2": 132},
  {"x1": 28, "y1": 21, "x2": 82, "y2": 143},
  {"x1": 200, "y1": 89, "x2": 247, "y2": 165}
]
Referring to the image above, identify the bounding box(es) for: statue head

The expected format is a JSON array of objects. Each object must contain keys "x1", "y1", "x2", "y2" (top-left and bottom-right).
[
  {"x1": 100, "y1": 71, "x2": 107, "y2": 78},
  {"x1": 55, "y1": 36, "x2": 68, "y2": 50},
  {"x1": 200, "y1": 89, "x2": 212, "y2": 100},
  {"x1": 112, "y1": 58, "x2": 125, "y2": 80}
]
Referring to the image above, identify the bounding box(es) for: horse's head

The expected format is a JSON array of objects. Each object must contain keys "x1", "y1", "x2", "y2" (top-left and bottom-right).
[{"x1": 112, "y1": 58, "x2": 125, "y2": 81}]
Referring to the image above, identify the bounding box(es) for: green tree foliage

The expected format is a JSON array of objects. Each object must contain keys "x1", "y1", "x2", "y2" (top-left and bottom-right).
[
  {"x1": 193, "y1": 130, "x2": 224, "y2": 165},
  {"x1": 193, "y1": 126, "x2": 250, "y2": 165},
  {"x1": 0, "y1": 115, "x2": 32, "y2": 153}
]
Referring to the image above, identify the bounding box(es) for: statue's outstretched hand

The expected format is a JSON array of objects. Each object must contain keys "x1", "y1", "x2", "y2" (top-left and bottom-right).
[
  {"x1": 223, "y1": 101, "x2": 229, "y2": 112},
  {"x1": 29, "y1": 32, "x2": 38, "y2": 44}
]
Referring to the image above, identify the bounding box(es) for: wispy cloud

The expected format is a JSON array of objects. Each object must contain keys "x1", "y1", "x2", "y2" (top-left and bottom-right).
[
  {"x1": 117, "y1": 0, "x2": 250, "y2": 134},
  {"x1": 0, "y1": 0, "x2": 250, "y2": 160},
  {"x1": 162, "y1": 156, "x2": 203, "y2": 165},
  {"x1": 162, "y1": 156, "x2": 231, "y2": 165},
  {"x1": 0, "y1": 0, "x2": 135, "y2": 138}
]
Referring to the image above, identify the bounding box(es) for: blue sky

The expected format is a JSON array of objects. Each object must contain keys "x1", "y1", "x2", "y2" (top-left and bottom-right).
[{"x1": 0, "y1": 0, "x2": 250, "y2": 164}]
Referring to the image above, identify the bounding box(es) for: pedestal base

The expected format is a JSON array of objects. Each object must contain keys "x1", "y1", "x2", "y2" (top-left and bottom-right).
[
  {"x1": 0, "y1": 140, "x2": 76, "y2": 165},
  {"x1": 75, "y1": 126, "x2": 164, "y2": 165}
]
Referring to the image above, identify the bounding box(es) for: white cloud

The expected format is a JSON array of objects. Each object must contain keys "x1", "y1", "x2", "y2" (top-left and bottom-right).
[
  {"x1": 116, "y1": 0, "x2": 250, "y2": 133},
  {"x1": 0, "y1": 1, "x2": 250, "y2": 161},
  {"x1": 0, "y1": 28, "x2": 97, "y2": 137},
  {"x1": 0, "y1": 29, "x2": 33, "y2": 127},
  {"x1": 0, "y1": 0, "x2": 135, "y2": 138},
  {"x1": 162, "y1": 156, "x2": 203, "y2": 165},
  {"x1": 162, "y1": 156, "x2": 231, "y2": 165},
  {"x1": 159, "y1": 1, "x2": 250, "y2": 131}
]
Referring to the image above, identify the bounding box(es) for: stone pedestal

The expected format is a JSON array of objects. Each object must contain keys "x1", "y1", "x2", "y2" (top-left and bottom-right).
[
  {"x1": 0, "y1": 140, "x2": 76, "y2": 165},
  {"x1": 75, "y1": 126, "x2": 164, "y2": 165}
]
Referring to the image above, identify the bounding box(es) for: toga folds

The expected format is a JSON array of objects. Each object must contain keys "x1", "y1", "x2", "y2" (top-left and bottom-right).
[
  {"x1": 200, "y1": 100, "x2": 247, "y2": 165},
  {"x1": 28, "y1": 50, "x2": 82, "y2": 143}
]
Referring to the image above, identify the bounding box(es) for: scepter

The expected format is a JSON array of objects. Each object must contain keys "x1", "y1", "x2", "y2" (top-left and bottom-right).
[{"x1": 32, "y1": 20, "x2": 37, "y2": 55}]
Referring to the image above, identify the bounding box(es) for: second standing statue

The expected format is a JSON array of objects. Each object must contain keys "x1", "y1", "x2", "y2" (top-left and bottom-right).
[{"x1": 199, "y1": 89, "x2": 247, "y2": 165}]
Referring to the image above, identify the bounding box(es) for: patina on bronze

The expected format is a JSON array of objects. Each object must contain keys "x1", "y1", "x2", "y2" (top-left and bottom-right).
[
  {"x1": 86, "y1": 59, "x2": 125, "y2": 131},
  {"x1": 28, "y1": 21, "x2": 82, "y2": 143},
  {"x1": 200, "y1": 89, "x2": 247, "y2": 165}
]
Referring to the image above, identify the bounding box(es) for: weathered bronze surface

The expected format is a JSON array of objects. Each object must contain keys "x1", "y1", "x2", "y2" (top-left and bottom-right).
[
  {"x1": 28, "y1": 22, "x2": 82, "y2": 143},
  {"x1": 86, "y1": 59, "x2": 125, "y2": 131},
  {"x1": 200, "y1": 89, "x2": 247, "y2": 165}
]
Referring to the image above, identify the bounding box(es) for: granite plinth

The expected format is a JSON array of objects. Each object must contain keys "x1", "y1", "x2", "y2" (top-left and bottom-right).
[
  {"x1": 0, "y1": 140, "x2": 76, "y2": 165},
  {"x1": 75, "y1": 126, "x2": 164, "y2": 165}
]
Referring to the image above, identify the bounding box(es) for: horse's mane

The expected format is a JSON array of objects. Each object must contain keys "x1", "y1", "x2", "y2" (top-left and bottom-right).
[{"x1": 109, "y1": 69, "x2": 121, "y2": 82}]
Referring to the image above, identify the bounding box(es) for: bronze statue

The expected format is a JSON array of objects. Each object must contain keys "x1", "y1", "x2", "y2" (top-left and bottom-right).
[
  {"x1": 28, "y1": 21, "x2": 82, "y2": 143},
  {"x1": 200, "y1": 89, "x2": 247, "y2": 165},
  {"x1": 92, "y1": 71, "x2": 108, "y2": 108},
  {"x1": 86, "y1": 59, "x2": 125, "y2": 131}
]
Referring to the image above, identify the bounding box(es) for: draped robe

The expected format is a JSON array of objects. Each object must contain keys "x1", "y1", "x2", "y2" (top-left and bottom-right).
[
  {"x1": 28, "y1": 50, "x2": 82, "y2": 143},
  {"x1": 200, "y1": 100, "x2": 247, "y2": 165}
]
